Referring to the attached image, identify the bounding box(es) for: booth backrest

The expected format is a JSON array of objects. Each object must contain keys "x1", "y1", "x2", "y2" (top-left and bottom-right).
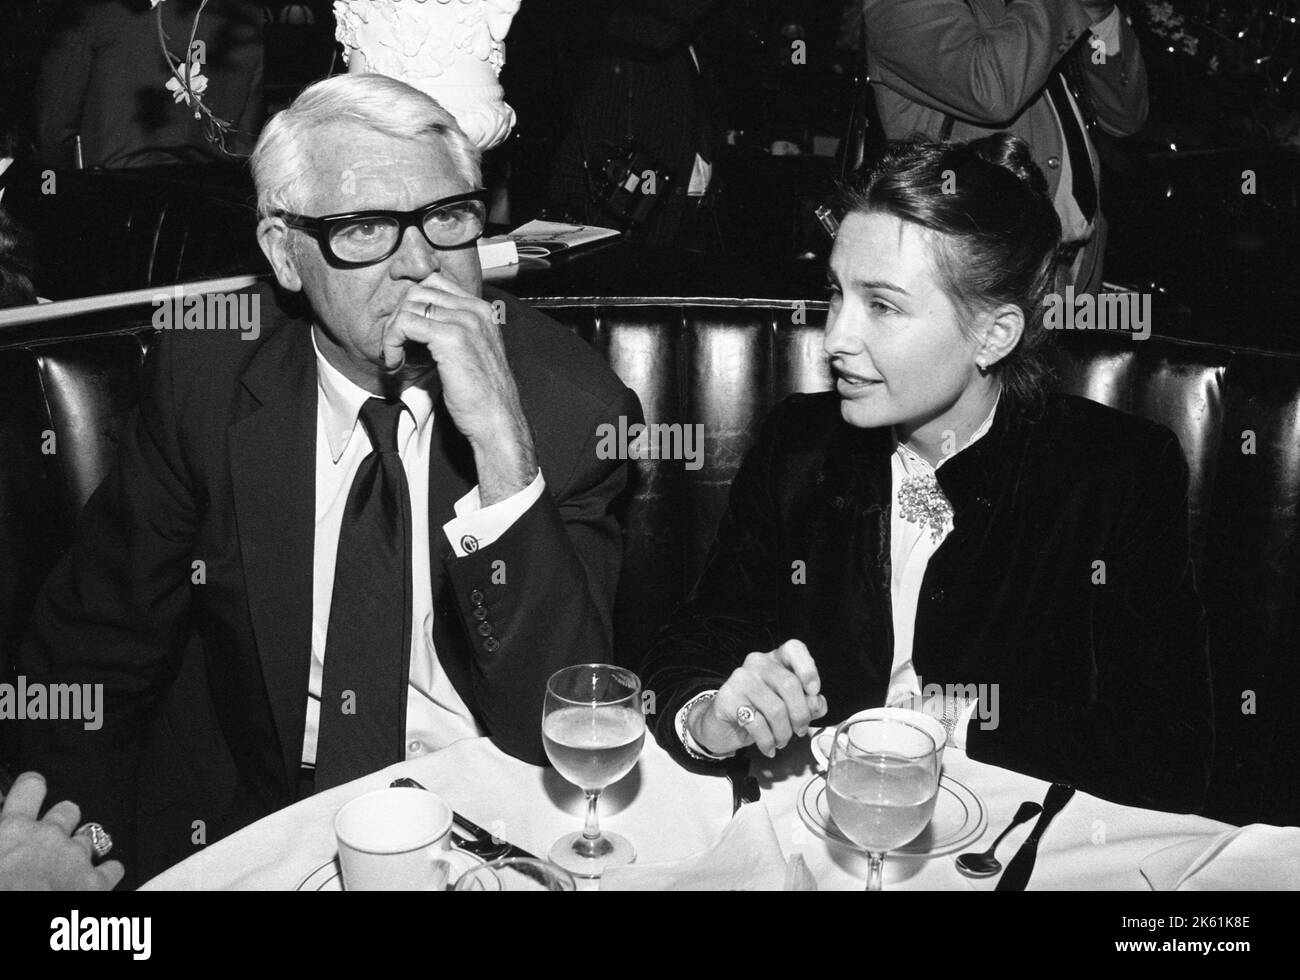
[
  {"x1": 1, "y1": 295, "x2": 1297, "y2": 826},
  {"x1": 2, "y1": 168, "x2": 263, "y2": 302}
]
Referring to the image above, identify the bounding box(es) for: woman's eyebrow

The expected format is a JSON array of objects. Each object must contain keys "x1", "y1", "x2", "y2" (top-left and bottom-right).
[{"x1": 851, "y1": 278, "x2": 911, "y2": 295}]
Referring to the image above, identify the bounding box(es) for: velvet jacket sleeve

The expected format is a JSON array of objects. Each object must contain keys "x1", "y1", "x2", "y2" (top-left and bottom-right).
[
  {"x1": 964, "y1": 427, "x2": 1214, "y2": 812},
  {"x1": 17, "y1": 332, "x2": 198, "y2": 867},
  {"x1": 640, "y1": 407, "x2": 788, "y2": 769},
  {"x1": 440, "y1": 386, "x2": 643, "y2": 765}
]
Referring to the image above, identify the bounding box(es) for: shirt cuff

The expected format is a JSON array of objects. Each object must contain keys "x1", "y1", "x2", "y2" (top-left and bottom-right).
[
  {"x1": 1089, "y1": 6, "x2": 1122, "y2": 57},
  {"x1": 676, "y1": 690, "x2": 734, "y2": 761},
  {"x1": 949, "y1": 699, "x2": 981, "y2": 751},
  {"x1": 443, "y1": 470, "x2": 546, "y2": 557}
]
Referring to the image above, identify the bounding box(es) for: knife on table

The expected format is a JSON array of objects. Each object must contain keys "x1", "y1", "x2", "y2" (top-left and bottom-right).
[
  {"x1": 994, "y1": 782, "x2": 1075, "y2": 891},
  {"x1": 451, "y1": 810, "x2": 541, "y2": 862},
  {"x1": 724, "y1": 755, "x2": 760, "y2": 814},
  {"x1": 390, "y1": 777, "x2": 540, "y2": 861}
]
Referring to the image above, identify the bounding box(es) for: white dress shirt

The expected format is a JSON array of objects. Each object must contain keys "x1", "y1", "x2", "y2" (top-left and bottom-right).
[
  {"x1": 303, "y1": 328, "x2": 545, "y2": 766},
  {"x1": 677, "y1": 393, "x2": 1001, "y2": 759},
  {"x1": 884, "y1": 393, "x2": 1000, "y2": 748}
]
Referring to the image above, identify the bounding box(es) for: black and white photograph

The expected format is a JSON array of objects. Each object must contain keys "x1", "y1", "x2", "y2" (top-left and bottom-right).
[{"x1": 0, "y1": 0, "x2": 1293, "y2": 946}]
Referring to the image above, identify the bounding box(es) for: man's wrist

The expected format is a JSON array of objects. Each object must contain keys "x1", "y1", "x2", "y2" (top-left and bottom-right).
[{"x1": 469, "y1": 416, "x2": 538, "y2": 505}]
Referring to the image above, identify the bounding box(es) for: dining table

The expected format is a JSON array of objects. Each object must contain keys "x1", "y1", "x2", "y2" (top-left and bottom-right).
[{"x1": 139, "y1": 726, "x2": 1249, "y2": 891}]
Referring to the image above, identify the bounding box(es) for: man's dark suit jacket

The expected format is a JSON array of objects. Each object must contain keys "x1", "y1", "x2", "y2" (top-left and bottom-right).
[
  {"x1": 19, "y1": 282, "x2": 641, "y2": 882},
  {"x1": 643, "y1": 390, "x2": 1214, "y2": 813},
  {"x1": 863, "y1": 0, "x2": 1149, "y2": 292}
]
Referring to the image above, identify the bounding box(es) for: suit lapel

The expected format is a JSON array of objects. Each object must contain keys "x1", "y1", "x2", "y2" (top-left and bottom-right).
[
  {"x1": 425, "y1": 394, "x2": 479, "y2": 711},
  {"x1": 228, "y1": 314, "x2": 317, "y2": 789}
]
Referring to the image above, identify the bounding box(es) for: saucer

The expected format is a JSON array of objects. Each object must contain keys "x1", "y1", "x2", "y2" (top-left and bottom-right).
[
  {"x1": 296, "y1": 847, "x2": 485, "y2": 891},
  {"x1": 796, "y1": 771, "x2": 987, "y2": 858}
]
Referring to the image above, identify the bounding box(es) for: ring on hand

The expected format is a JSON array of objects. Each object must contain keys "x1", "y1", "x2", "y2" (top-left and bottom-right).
[
  {"x1": 423, "y1": 301, "x2": 435, "y2": 320},
  {"x1": 73, "y1": 822, "x2": 113, "y2": 861},
  {"x1": 735, "y1": 704, "x2": 756, "y2": 727}
]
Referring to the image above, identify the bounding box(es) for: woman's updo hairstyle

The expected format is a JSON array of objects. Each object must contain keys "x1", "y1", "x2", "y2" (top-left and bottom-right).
[{"x1": 839, "y1": 133, "x2": 1062, "y2": 406}]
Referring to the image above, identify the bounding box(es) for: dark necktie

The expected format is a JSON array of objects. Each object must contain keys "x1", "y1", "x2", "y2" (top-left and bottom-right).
[
  {"x1": 1046, "y1": 67, "x2": 1098, "y2": 222},
  {"x1": 315, "y1": 397, "x2": 412, "y2": 791}
]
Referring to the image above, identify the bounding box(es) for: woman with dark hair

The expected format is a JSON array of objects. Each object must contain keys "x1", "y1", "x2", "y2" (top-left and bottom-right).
[{"x1": 642, "y1": 134, "x2": 1213, "y2": 813}]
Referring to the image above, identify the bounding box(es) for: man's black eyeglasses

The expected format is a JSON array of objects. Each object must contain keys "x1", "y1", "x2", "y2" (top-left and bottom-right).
[{"x1": 273, "y1": 190, "x2": 490, "y2": 268}]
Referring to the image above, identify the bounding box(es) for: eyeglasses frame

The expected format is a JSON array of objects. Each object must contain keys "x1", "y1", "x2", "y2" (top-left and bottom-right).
[{"x1": 271, "y1": 189, "x2": 491, "y2": 269}]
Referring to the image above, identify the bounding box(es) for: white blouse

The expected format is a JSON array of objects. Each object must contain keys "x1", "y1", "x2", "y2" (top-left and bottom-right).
[{"x1": 885, "y1": 393, "x2": 1001, "y2": 747}]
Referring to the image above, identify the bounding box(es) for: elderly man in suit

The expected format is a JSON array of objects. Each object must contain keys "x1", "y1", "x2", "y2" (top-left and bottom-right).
[
  {"x1": 19, "y1": 73, "x2": 641, "y2": 884},
  {"x1": 861, "y1": 0, "x2": 1148, "y2": 293}
]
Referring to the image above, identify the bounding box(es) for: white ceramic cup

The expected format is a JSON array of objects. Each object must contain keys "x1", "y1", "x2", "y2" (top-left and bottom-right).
[{"x1": 334, "y1": 787, "x2": 455, "y2": 891}]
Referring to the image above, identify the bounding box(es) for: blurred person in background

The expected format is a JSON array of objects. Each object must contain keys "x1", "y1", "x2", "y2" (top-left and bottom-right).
[
  {"x1": 854, "y1": 0, "x2": 1148, "y2": 293},
  {"x1": 0, "y1": 107, "x2": 37, "y2": 209},
  {"x1": 543, "y1": 0, "x2": 729, "y2": 250},
  {"x1": 36, "y1": 0, "x2": 265, "y2": 168}
]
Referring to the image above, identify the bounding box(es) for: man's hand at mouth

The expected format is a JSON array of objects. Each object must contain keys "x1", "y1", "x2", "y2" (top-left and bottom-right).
[{"x1": 384, "y1": 271, "x2": 538, "y2": 505}]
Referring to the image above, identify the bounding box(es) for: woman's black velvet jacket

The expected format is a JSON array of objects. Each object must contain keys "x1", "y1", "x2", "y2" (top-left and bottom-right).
[{"x1": 642, "y1": 390, "x2": 1214, "y2": 813}]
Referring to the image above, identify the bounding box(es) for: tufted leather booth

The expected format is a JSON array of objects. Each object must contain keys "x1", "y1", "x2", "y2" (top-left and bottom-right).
[{"x1": 1, "y1": 288, "x2": 1297, "y2": 829}]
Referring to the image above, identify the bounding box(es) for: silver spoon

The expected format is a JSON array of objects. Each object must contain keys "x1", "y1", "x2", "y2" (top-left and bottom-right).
[{"x1": 955, "y1": 800, "x2": 1042, "y2": 878}]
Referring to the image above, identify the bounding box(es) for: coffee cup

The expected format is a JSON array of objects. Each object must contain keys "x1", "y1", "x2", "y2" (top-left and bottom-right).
[{"x1": 334, "y1": 787, "x2": 456, "y2": 891}]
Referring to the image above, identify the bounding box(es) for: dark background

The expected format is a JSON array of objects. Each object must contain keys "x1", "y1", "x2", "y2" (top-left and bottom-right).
[{"x1": 2, "y1": 0, "x2": 1297, "y2": 321}]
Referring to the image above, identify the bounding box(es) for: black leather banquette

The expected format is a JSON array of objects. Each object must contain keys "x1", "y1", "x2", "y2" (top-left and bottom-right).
[{"x1": 1, "y1": 284, "x2": 1297, "y2": 830}]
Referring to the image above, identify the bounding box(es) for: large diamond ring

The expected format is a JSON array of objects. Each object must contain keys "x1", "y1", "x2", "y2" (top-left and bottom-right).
[
  {"x1": 423, "y1": 301, "x2": 435, "y2": 320},
  {"x1": 73, "y1": 822, "x2": 114, "y2": 861},
  {"x1": 735, "y1": 704, "x2": 756, "y2": 726}
]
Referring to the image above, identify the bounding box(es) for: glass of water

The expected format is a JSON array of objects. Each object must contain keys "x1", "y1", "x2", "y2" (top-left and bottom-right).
[
  {"x1": 541, "y1": 664, "x2": 645, "y2": 876},
  {"x1": 826, "y1": 717, "x2": 941, "y2": 891}
]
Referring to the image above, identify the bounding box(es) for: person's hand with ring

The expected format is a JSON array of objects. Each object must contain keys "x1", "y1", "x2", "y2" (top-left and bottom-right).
[
  {"x1": 686, "y1": 639, "x2": 827, "y2": 758},
  {"x1": 0, "y1": 772, "x2": 124, "y2": 891},
  {"x1": 382, "y1": 270, "x2": 538, "y2": 506}
]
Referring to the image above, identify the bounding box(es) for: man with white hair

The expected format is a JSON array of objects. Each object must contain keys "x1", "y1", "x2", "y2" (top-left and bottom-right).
[{"x1": 19, "y1": 74, "x2": 642, "y2": 883}]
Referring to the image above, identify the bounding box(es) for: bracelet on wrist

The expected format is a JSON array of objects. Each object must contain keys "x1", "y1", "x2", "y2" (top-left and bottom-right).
[{"x1": 677, "y1": 689, "x2": 720, "y2": 761}]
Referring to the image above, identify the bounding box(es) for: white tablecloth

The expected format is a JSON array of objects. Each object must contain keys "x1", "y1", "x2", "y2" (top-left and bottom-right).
[{"x1": 141, "y1": 733, "x2": 1236, "y2": 891}]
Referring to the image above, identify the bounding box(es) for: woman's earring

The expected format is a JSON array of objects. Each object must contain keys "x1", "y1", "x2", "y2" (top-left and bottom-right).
[{"x1": 975, "y1": 356, "x2": 988, "y2": 373}]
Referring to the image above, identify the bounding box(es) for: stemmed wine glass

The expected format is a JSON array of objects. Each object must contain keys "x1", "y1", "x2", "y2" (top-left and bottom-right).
[
  {"x1": 826, "y1": 717, "x2": 941, "y2": 891},
  {"x1": 542, "y1": 664, "x2": 646, "y2": 876}
]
